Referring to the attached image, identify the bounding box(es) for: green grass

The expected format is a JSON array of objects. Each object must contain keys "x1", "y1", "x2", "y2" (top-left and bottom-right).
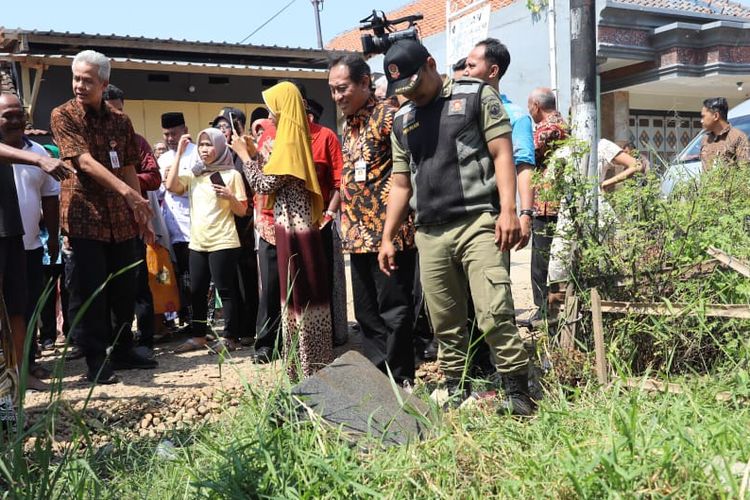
[
  {"x1": 9, "y1": 366, "x2": 746, "y2": 499},
  {"x1": 4, "y1": 155, "x2": 750, "y2": 498}
]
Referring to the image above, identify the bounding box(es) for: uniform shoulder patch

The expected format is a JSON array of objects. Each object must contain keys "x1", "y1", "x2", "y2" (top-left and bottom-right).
[{"x1": 489, "y1": 101, "x2": 503, "y2": 119}]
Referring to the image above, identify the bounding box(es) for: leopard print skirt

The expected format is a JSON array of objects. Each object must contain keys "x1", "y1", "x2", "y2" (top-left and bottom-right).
[{"x1": 274, "y1": 180, "x2": 333, "y2": 380}]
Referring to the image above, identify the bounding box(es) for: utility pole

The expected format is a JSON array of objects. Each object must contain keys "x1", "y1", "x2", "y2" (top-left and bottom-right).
[
  {"x1": 557, "y1": 0, "x2": 598, "y2": 349},
  {"x1": 311, "y1": 0, "x2": 324, "y2": 49},
  {"x1": 548, "y1": 0, "x2": 558, "y2": 101},
  {"x1": 570, "y1": 0, "x2": 597, "y2": 182}
]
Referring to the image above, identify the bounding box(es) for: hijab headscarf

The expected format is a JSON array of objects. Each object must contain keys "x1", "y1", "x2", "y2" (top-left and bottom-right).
[
  {"x1": 252, "y1": 118, "x2": 275, "y2": 139},
  {"x1": 190, "y1": 128, "x2": 235, "y2": 176},
  {"x1": 261, "y1": 82, "x2": 324, "y2": 225}
]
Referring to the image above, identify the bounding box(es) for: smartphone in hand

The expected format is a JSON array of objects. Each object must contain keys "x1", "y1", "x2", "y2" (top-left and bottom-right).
[{"x1": 210, "y1": 171, "x2": 226, "y2": 187}]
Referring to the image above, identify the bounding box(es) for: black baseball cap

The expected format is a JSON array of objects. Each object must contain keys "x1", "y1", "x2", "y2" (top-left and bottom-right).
[
  {"x1": 210, "y1": 107, "x2": 246, "y2": 130},
  {"x1": 383, "y1": 40, "x2": 430, "y2": 96}
]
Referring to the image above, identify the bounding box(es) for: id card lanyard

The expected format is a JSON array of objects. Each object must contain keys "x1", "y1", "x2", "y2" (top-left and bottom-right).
[
  {"x1": 109, "y1": 140, "x2": 121, "y2": 170},
  {"x1": 344, "y1": 120, "x2": 367, "y2": 184}
]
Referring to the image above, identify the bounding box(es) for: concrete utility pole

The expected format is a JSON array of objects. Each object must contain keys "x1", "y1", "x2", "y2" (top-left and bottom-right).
[
  {"x1": 548, "y1": 0, "x2": 558, "y2": 100},
  {"x1": 569, "y1": 0, "x2": 598, "y2": 182},
  {"x1": 311, "y1": 0, "x2": 324, "y2": 49}
]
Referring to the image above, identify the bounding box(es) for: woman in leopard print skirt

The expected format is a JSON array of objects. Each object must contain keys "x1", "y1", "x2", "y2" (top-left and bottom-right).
[{"x1": 232, "y1": 82, "x2": 333, "y2": 380}]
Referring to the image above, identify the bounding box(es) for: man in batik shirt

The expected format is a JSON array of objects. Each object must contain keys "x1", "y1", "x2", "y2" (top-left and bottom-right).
[
  {"x1": 527, "y1": 87, "x2": 569, "y2": 319},
  {"x1": 328, "y1": 54, "x2": 417, "y2": 384}
]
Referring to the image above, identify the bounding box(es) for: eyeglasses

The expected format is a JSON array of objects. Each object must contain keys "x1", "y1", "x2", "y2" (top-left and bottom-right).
[{"x1": 216, "y1": 123, "x2": 232, "y2": 131}]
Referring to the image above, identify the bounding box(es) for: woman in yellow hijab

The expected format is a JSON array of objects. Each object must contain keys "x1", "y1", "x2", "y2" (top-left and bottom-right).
[{"x1": 233, "y1": 81, "x2": 333, "y2": 380}]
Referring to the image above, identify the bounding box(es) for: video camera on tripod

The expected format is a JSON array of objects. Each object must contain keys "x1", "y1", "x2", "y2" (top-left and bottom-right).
[{"x1": 359, "y1": 10, "x2": 423, "y2": 56}]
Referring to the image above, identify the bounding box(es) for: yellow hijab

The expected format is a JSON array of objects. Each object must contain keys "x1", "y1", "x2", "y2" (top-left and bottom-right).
[{"x1": 262, "y1": 81, "x2": 324, "y2": 225}]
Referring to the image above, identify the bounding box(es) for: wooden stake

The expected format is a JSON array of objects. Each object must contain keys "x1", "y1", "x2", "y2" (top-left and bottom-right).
[
  {"x1": 559, "y1": 282, "x2": 578, "y2": 351},
  {"x1": 599, "y1": 301, "x2": 750, "y2": 319},
  {"x1": 590, "y1": 288, "x2": 608, "y2": 385},
  {"x1": 707, "y1": 246, "x2": 750, "y2": 278}
]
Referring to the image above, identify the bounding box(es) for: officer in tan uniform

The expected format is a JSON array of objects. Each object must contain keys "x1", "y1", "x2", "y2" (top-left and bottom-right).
[{"x1": 378, "y1": 40, "x2": 535, "y2": 415}]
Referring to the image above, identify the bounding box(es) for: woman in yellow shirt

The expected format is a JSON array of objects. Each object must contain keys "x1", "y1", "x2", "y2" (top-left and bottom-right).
[{"x1": 165, "y1": 128, "x2": 247, "y2": 353}]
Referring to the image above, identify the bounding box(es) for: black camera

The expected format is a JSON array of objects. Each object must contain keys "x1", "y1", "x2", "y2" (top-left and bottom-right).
[{"x1": 359, "y1": 10, "x2": 423, "y2": 56}]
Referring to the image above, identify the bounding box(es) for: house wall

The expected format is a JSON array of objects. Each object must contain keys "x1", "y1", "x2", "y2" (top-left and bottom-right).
[{"x1": 24, "y1": 65, "x2": 336, "y2": 144}]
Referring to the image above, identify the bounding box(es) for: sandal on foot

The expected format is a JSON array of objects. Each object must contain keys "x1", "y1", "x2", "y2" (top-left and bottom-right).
[
  {"x1": 172, "y1": 338, "x2": 207, "y2": 354},
  {"x1": 30, "y1": 364, "x2": 52, "y2": 380},
  {"x1": 208, "y1": 338, "x2": 238, "y2": 355}
]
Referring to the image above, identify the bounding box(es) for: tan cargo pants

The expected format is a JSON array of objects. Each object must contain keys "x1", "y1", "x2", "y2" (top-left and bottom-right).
[{"x1": 415, "y1": 212, "x2": 528, "y2": 379}]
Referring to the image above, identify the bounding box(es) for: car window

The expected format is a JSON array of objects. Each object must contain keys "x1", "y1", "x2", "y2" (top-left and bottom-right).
[
  {"x1": 677, "y1": 131, "x2": 705, "y2": 162},
  {"x1": 677, "y1": 115, "x2": 750, "y2": 162}
]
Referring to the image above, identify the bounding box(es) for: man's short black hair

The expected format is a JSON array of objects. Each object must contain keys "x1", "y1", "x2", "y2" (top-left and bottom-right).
[
  {"x1": 476, "y1": 38, "x2": 511, "y2": 80},
  {"x1": 703, "y1": 97, "x2": 729, "y2": 121},
  {"x1": 103, "y1": 84, "x2": 125, "y2": 102},
  {"x1": 328, "y1": 53, "x2": 371, "y2": 86},
  {"x1": 452, "y1": 57, "x2": 467, "y2": 72}
]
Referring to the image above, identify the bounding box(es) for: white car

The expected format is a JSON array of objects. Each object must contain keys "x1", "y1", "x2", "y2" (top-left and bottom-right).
[{"x1": 661, "y1": 99, "x2": 750, "y2": 196}]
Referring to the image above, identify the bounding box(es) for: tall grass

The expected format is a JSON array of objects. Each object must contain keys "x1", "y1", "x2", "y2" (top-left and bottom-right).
[
  {"x1": 0, "y1": 262, "x2": 141, "y2": 498},
  {"x1": 4, "y1": 157, "x2": 750, "y2": 497},
  {"x1": 30, "y1": 368, "x2": 749, "y2": 499}
]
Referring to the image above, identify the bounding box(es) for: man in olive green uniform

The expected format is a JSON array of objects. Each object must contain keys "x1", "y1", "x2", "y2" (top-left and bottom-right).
[{"x1": 378, "y1": 40, "x2": 534, "y2": 415}]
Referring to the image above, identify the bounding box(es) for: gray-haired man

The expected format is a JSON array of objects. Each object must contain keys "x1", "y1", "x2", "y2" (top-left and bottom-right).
[{"x1": 50, "y1": 50, "x2": 156, "y2": 384}]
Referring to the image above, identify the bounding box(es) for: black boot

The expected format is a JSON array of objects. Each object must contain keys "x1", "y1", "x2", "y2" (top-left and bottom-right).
[
  {"x1": 498, "y1": 371, "x2": 536, "y2": 416},
  {"x1": 423, "y1": 338, "x2": 438, "y2": 361},
  {"x1": 443, "y1": 378, "x2": 472, "y2": 410}
]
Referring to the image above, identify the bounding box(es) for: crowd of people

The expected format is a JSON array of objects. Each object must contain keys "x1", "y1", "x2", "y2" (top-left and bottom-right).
[{"x1": 1, "y1": 35, "x2": 748, "y2": 420}]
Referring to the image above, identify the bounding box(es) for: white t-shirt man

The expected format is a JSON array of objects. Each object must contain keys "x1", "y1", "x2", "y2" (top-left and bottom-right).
[
  {"x1": 158, "y1": 142, "x2": 195, "y2": 244},
  {"x1": 12, "y1": 139, "x2": 60, "y2": 251}
]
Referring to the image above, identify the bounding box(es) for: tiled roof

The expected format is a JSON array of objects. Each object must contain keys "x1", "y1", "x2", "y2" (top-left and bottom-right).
[
  {"x1": 614, "y1": 0, "x2": 750, "y2": 18},
  {"x1": 327, "y1": 0, "x2": 750, "y2": 52},
  {"x1": 0, "y1": 61, "x2": 16, "y2": 94},
  {"x1": 327, "y1": 0, "x2": 514, "y2": 52}
]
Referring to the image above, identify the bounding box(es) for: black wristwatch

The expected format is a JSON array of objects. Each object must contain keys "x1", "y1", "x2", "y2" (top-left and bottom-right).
[{"x1": 519, "y1": 208, "x2": 535, "y2": 218}]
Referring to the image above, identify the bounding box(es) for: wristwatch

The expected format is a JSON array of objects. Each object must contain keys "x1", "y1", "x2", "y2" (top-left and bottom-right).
[{"x1": 519, "y1": 208, "x2": 535, "y2": 218}]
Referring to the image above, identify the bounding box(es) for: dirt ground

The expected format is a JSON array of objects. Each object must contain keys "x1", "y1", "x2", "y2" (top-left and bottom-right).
[{"x1": 23, "y1": 247, "x2": 534, "y2": 437}]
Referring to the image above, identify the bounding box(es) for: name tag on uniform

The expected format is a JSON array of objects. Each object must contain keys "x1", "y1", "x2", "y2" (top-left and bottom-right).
[
  {"x1": 354, "y1": 159, "x2": 367, "y2": 182},
  {"x1": 109, "y1": 150, "x2": 121, "y2": 169}
]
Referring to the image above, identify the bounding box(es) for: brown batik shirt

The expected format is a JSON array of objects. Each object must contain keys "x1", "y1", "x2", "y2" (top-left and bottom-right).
[
  {"x1": 50, "y1": 99, "x2": 140, "y2": 243},
  {"x1": 340, "y1": 96, "x2": 415, "y2": 254},
  {"x1": 700, "y1": 124, "x2": 750, "y2": 171}
]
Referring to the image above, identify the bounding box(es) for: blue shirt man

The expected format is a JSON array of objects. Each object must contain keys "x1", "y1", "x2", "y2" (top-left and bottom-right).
[
  {"x1": 464, "y1": 38, "x2": 535, "y2": 248},
  {"x1": 500, "y1": 94, "x2": 536, "y2": 168}
]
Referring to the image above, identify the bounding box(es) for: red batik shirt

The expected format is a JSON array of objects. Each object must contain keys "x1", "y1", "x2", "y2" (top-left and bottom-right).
[{"x1": 532, "y1": 111, "x2": 569, "y2": 217}]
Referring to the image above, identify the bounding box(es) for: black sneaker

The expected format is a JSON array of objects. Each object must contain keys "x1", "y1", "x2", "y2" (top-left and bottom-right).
[
  {"x1": 518, "y1": 310, "x2": 542, "y2": 328},
  {"x1": 110, "y1": 348, "x2": 159, "y2": 370},
  {"x1": 86, "y1": 359, "x2": 120, "y2": 385}
]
